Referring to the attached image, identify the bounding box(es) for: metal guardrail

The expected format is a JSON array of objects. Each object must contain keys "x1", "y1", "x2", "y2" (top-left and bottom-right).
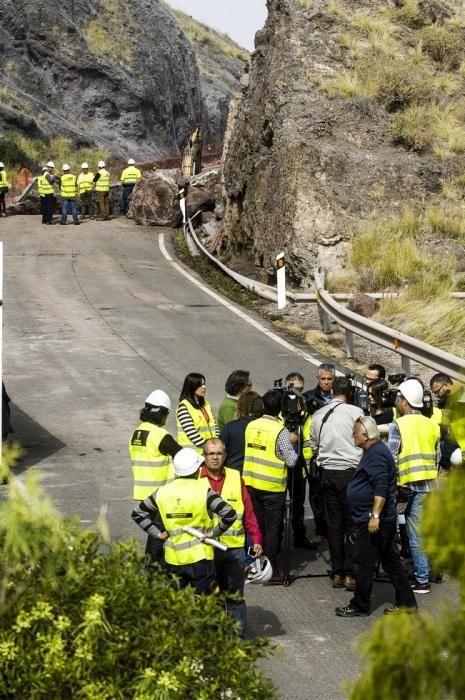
[
  {"x1": 184, "y1": 216, "x2": 465, "y2": 381},
  {"x1": 314, "y1": 267, "x2": 465, "y2": 382}
]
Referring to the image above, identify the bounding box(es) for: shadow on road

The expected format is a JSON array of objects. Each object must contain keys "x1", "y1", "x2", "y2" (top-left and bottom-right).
[
  {"x1": 248, "y1": 605, "x2": 286, "y2": 638},
  {"x1": 7, "y1": 403, "x2": 65, "y2": 473}
]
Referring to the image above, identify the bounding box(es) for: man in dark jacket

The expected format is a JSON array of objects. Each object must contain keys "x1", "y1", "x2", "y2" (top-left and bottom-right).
[{"x1": 335, "y1": 416, "x2": 417, "y2": 617}]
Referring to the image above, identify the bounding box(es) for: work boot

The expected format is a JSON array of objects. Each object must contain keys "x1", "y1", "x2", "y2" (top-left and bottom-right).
[
  {"x1": 332, "y1": 575, "x2": 345, "y2": 588},
  {"x1": 344, "y1": 576, "x2": 356, "y2": 591}
]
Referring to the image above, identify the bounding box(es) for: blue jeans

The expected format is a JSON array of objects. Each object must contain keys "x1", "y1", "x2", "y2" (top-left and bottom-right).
[
  {"x1": 120, "y1": 184, "x2": 134, "y2": 214},
  {"x1": 61, "y1": 198, "x2": 79, "y2": 224},
  {"x1": 406, "y1": 492, "x2": 429, "y2": 583},
  {"x1": 214, "y1": 547, "x2": 247, "y2": 637}
]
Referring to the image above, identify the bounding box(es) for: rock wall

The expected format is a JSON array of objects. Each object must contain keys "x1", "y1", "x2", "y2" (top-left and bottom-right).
[
  {"x1": 222, "y1": 0, "x2": 465, "y2": 285},
  {"x1": 0, "y1": 0, "x2": 245, "y2": 157}
]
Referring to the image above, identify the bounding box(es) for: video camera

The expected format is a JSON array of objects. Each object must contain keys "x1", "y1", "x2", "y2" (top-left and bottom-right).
[
  {"x1": 345, "y1": 373, "x2": 369, "y2": 413},
  {"x1": 381, "y1": 373, "x2": 433, "y2": 417},
  {"x1": 273, "y1": 378, "x2": 307, "y2": 432}
]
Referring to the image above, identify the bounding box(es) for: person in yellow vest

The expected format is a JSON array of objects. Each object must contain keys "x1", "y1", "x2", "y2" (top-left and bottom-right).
[
  {"x1": 388, "y1": 379, "x2": 440, "y2": 594},
  {"x1": 119, "y1": 158, "x2": 142, "y2": 215},
  {"x1": 77, "y1": 162, "x2": 95, "y2": 219},
  {"x1": 93, "y1": 160, "x2": 111, "y2": 220},
  {"x1": 132, "y1": 447, "x2": 237, "y2": 594},
  {"x1": 200, "y1": 437, "x2": 262, "y2": 636},
  {"x1": 0, "y1": 161, "x2": 8, "y2": 217},
  {"x1": 243, "y1": 390, "x2": 298, "y2": 584},
  {"x1": 42, "y1": 161, "x2": 59, "y2": 225},
  {"x1": 129, "y1": 389, "x2": 181, "y2": 564},
  {"x1": 37, "y1": 166, "x2": 50, "y2": 224},
  {"x1": 176, "y1": 372, "x2": 219, "y2": 455},
  {"x1": 59, "y1": 164, "x2": 80, "y2": 226}
]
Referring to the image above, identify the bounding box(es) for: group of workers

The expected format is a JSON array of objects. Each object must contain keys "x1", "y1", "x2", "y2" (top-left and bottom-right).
[
  {"x1": 129, "y1": 365, "x2": 464, "y2": 634},
  {"x1": 36, "y1": 158, "x2": 142, "y2": 225}
]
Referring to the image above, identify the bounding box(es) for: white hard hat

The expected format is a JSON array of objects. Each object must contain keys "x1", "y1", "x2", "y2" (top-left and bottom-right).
[
  {"x1": 398, "y1": 379, "x2": 424, "y2": 408},
  {"x1": 145, "y1": 389, "x2": 171, "y2": 410},
  {"x1": 62, "y1": 163, "x2": 70, "y2": 171},
  {"x1": 41, "y1": 166, "x2": 48, "y2": 172},
  {"x1": 98, "y1": 160, "x2": 106, "y2": 168},
  {"x1": 81, "y1": 162, "x2": 89, "y2": 169},
  {"x1": 0, "y1": 162, "x2": 4, "y2": 168},
  {"x1": 47, "y1": 161, "x2": 55, "y2": 168},
  {"x1": 450, "y1": 448, "x2": 463, "y2": 466},
  {"x1": 245, "y1": 556, "x2": 273, "y2": 585},
  {"x1": 173, "y1": 448, "x2": 203, "y2": 477},
  {"x1": 127, "y1": 158, "x2": 135, "y2": 165}
]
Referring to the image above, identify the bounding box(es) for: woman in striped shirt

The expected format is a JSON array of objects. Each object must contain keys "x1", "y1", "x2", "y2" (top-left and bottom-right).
[{"x1": 176, "y1": 373, "x2": 219, "y2": 454}]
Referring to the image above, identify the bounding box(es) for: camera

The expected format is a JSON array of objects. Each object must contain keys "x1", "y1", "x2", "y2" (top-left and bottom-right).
[
  {"x1": 381, "y1": 374, "x2": 433, "y2": 417},
  {"x1": 273, "y1": 378, "x2": 307, "y2": 432},
  {"x1": 345, "y1": 373, "x2": 369, "y2": 413}
]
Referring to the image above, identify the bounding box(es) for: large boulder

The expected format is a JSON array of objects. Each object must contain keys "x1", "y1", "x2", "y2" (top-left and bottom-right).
[
  {"x1": 129, "y1": 172, "x2": 182, "y2": 227},
  {"x1": 186, "y1": 167, "x2": 221, "y2": 218}
]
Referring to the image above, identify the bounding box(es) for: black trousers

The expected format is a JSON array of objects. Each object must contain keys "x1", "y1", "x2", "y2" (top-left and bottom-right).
[
  {"x1": 322, "y1": 469, "x2": 355, "y2": 577},
  {"x1": 43, "y1": 194, "x2": 55, "y2": 223},
  {"x1": 289, "y1": 458, "x2": 306, "y2": 540},
  {"x1": 166, "y1": 559, "x2": 216, "y2": 595},
  {"x1": 351, "y1": 521, "x2": 417, "y2": 613},
  {"x1": 248, "y1": 486, "x2": 285, "y2": 571},
  {"x1": 309, "y1": 469, "x2": 327, "y2": 537}
]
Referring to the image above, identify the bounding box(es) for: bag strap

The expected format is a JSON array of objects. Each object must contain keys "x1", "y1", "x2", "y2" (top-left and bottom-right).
[{"x1": 317, "y1": 401, "x2": 344, "y2": 446}]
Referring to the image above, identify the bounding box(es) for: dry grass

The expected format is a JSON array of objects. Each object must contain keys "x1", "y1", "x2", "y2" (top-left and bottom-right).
[
  {"x1": 391, "y1": 0, "x2": 423, "y2": 29},
  {"x1": 173, "y1": 10, "x2": 249, "y2": 63},
  {"x1": 298, "y1": 0, "x2": 313, "y2": 10},
  {"x1": 391, "y1": 102, "x2": 465, "y2": 156},
  {"x1": 83, "y1": 0, "x2": 135, "y2": 69},
  {"x1": 326, "y1": 270, "x2": 358, "y2": 293},
  {"x1": 418, "y1": 24, "x2": 463, "y2": 66}
]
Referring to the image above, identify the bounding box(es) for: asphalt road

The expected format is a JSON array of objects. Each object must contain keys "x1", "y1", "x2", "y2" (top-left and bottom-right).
[{"x1": 2, "y1": 215, "x2": 453, "y2": 699}]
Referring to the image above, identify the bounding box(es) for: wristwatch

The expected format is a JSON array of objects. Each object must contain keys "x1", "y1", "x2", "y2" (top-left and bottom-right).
[{"x1": 369, "y1": 512, "x2": 380, "y2": 519}]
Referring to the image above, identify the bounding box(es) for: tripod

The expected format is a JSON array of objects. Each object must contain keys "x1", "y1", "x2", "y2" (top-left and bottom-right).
[{"x1": 282, "y1": 424, "x2": 329, "y2": 587}]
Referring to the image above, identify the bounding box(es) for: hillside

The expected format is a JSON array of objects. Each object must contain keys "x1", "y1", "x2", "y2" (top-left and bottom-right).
[
  {"x1": 0, "y1": 0, "x2": 247, "y2": 158},
  {"x1": 223, "y1": 0, "x2": 465, "y2": 293}
]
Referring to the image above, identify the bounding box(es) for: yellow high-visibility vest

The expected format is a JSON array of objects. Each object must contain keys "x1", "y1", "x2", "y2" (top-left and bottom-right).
[
  {"x1": 302, "y1": 414, "x2": 313, "y2": 462},
  {"x1": 156, "y1": 478, "x2": 213, "y2": 566},
  {"x1": 95, "y1": 169, "x2": 110, "y2": 192},
  {"x1": 37, "y1": 174, "x2": 54, "y2": 196},
  {"x1": 129, "y1": 422, "x2": 174, "y2": 501},
  {"x1": 431, "y1": 406, "x2": 443, "y2": 426},
  {"x1": 77, "y1": 172, "x2": 94, "y2": 194},
  {"x1": 201, "y1": 467, "x2": 244, "y2": 549},
  {"x1": 395, "y1": 413, "x2": 440, "y2": 485},
  {"x1": 243, "y1": 416, "x2": 287, "y2": 493},
  {"x1": 121, "y1": 166, "x2": 142, "y2": 185},
  {"x1": 60, "y1": 173, "x2": 77, "y2": 198},
  {"x1": 0, "y1": 170, "x2": 7, "y2": 187},
  {"x1": 176, "y1": 399, "x2": 217, "y2": 454}
]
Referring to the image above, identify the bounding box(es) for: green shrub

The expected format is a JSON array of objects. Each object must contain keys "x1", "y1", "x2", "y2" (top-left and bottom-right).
[
  {"x1": 390, "y1": 103, "x2": 435, "y2": 149},
  {"x1": 362, "y1": 57, "x2": 434, "y2": 109},
  {"x1": 350, "y1": 469, "x2": 465, "y2": 699},
  {"x1": 0, "y1": 459, "x2": 276, "y2": 698},
  {"x1": 391, "y1": 0, "x2": 423, "y2": 28},
  {"x1": 418, "y1": 23, "x2": 462, "y2": 66}
]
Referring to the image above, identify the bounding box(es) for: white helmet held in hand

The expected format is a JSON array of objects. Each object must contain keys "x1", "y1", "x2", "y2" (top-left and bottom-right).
[
  {"x1": 145, "y1": 389, "x2": 171, "y2": 411},
  {"x1": 173, "y1": 448, "x2": 203, "y2": 477},
  {"x1": 128, "y1": 158, "x2": 135, "y2": 165},
  {"x1": 245, "y1": 556, "x2": 273, "y2": 584},
  {"x1": 398, "y1": 379, "x2": 424, "y2": 408},
  {"x1": 98, "y1": 160, "x2": 106, "y2": 168},
  {"x1": 0, "y1": 162, "x2": 4, "y2": 168}
]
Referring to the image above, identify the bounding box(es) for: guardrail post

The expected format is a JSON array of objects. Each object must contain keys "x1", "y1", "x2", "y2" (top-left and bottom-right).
[
  {"x1": 345, "y1": 330, "x2": 354, "y2": 359},
  {"x1": 401, "y1": 356, "x2": 411, "y2": 376}
]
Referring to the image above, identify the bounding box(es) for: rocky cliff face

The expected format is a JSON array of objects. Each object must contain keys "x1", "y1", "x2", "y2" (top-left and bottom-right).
[
  {"x1": 223, "y1": 0, "x2": 465, "y2": 285},
  {"x1": 0, "y1": 0, "x2": 245, "y2": 157}
]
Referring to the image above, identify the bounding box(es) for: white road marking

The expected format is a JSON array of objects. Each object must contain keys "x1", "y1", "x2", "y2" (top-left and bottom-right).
[{"x1": 159, "y1": 233, "x2": 323, "y2": 368}]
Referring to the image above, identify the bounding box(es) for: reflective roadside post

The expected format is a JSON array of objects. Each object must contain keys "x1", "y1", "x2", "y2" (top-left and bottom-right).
[
  {"x1": 276, "y1": 252, "x2": 286, "y2": 310},
  {"x1": 178, "y1": 185, "x2": 186, "y2": 225}
]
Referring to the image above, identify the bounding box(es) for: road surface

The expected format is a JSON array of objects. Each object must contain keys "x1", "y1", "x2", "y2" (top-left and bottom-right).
[{"x1": 1, "y1": 215, "x2": 452, "y2": 699}]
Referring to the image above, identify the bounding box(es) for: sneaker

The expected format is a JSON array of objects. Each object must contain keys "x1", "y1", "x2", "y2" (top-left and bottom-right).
[
  {"x1": 384, "y1": 605, "x2": 418, "y2": 614},
  {"x1": 335, "y1": 605, "x2": 369, "y2": 618},
  {"x1": 411, "y1": 579, "x2": 431, "y2": 594}
]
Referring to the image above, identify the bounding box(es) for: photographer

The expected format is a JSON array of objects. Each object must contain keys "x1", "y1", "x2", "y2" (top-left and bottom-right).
[
  {"x1": 310, "y1": 376, "x2": 364, "y2": 590},
  {"x1": 283, "y1": 372, "x2": 316, "y2": 550},
  {"x1": 243, "y1": 390, "x2": 298, "y2": 584}
]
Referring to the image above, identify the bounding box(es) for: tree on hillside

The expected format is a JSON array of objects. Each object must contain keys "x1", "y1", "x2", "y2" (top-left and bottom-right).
[
  {"x1": 349, "y1": 468, "x2": 465, "y2": 699},
  {"x1": 0, "y1": 448, "x2": 277, "y2": 699}
]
